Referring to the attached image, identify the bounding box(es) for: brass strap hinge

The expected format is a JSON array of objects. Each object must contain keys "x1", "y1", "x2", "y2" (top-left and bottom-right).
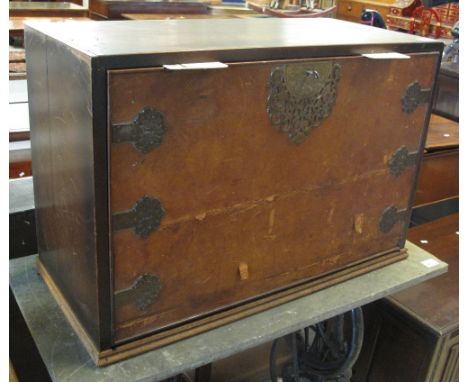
[
  {"x1": 401, "y1": 81, "x2": 432, "y2": 114},
  {"x1": 379, "y1": 205, "x2": 407, "y2": 233},
  {"x1": 112, "y1": 107, "x2": 167, "y2": 153},
  {"x1": 388, "y1": 146, "x2": 418, "y2": 176},
  {"x1": 114, "y1": 274, "x2": 161, "y2": 312},
  {"x1": 112, "y1": 196, "x2": 165, "y2": 238}
]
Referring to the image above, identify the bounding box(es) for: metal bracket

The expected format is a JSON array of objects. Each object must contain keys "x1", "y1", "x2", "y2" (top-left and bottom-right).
[
  {"x1": 388, "y1": 146, "x2": 418, "y2": 176},
  {"x1": 112, "y1": 107, "x2": 167, "y2": 153},
  {"x1": 267, "y1": 62, "x2": 342, "y2": 145},
  {"x1": 401, "y1": 81, "x2": 431, "y2": 114},
  {"x1": 379, "y1": 205, "x2": 407, "y2": 233},
  {"x1": 114, "y1": 274, "x2": 161, "y2": 312},
  {"x1": 113, "y1": 196, "x2": 165, "y2": 238}
]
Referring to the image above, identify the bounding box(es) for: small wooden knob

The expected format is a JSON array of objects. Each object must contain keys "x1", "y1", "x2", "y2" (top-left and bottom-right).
[{"x1": 239, "y1": 262, "x2": 249, "y2": 281}]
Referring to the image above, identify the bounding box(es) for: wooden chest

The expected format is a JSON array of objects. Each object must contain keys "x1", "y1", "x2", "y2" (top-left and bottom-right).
[{"x1": 25, "y1": 18, "x2": 442, "y2": 365}]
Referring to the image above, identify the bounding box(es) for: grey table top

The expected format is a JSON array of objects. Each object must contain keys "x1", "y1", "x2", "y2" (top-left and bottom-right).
[
  {"x1": 10, "y1": 245, "x2": 447, "y2": 382},
  {"x1": 9, "y1": 79, "x2": 28, "y2": 104},
  {"x1": 9, "y1": 102, "x2": 30, "y2": 132},
  {"x1": 10, "y1": 176, "x2": 34, "y2": 214}
]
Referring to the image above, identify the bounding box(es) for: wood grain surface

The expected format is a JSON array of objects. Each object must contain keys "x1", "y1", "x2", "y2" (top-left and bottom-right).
[
  {"x1": 89, "y1": 0, "x2": 210, "y2": 19},
  {"x1": 109, "y1": 53, "x2": 438, "y2": 342},
  {"x1": 28, "y1": 30, "x2": 104, "y2": 347},
  {"x1": 414, "y1": 150, "x2": 458, "y2": 206},
  {"x1": 425, "y1": 114, "x2": 458, "y2": 151},
  {"x1": 23, "y1": 18, "x2": 443, "y2": 59}
]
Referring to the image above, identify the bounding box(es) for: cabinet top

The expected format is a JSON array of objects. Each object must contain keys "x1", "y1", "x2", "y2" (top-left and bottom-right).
[{"x1": 25, "y1": 18, "x2": 442, "y2": 65}]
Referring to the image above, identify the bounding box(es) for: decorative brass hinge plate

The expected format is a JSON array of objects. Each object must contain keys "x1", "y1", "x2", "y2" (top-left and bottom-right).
[
  {"x1": 267, "y1": 62, "x2": 342, "y2": 144},
  {"x1": 114, "y1": 274, "x2": 161, "y2": 312},
  {"x1": 401, "y1": 81, "x2": 431, "y2": 113},
  {"x1": 113, "y1": 196, "x2": 165, "y2": 238},
  {"x1": 112, "y1": 107, "x2": 167, "y2": 153},
  {"x1": 388, "y1": 146, "x2": 418, "y2": 176},
  {"x1": 379, "y1": 205, "x2": 407, "y2": 233}
]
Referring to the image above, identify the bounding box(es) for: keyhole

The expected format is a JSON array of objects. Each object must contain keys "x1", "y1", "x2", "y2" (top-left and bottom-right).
[{"x1": 306, "y1": 70, "x2": 320, "y2": 79}]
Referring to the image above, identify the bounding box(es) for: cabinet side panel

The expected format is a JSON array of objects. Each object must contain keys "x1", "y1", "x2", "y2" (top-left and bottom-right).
[{"x1": 25, "y1": 28, "x2": 101, "y2": 347}]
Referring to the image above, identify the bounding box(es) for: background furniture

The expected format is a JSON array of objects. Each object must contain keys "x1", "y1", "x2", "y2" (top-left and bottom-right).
[
  {"x1": 433, "y1": 62, "x2": 458, "y2": 121},
  {"x1": 353, "y1": 213, "x2": 458, "y2": 382},
  {"x1": 88, "y1": 0, "x2": 211, "y2": 19},
  {"x1": 9, "y1": 2, "x2": 89, "y2": 17},
  {"x1": 336, "y1": 0, "x2": 394, "y2": 23},
  {"x1": 411, "y1": 114, "x2": 458, "y2": 225}
]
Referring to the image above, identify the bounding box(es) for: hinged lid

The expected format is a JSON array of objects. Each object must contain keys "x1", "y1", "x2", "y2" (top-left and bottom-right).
[{"x1": 24, "y1": 18, "x2": 444, "y2": 68}]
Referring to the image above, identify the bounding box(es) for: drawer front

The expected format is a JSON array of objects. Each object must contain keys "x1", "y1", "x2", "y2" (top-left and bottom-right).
[
  {"x1": 108, "y1": 53, "x2": 438, "y2": 342},
  {"x1": 337, "y1": 0, "x2": 363, "y2": 21},
  {"x1": 337, "y1": 0, "x2": 390, "y2": 22}
]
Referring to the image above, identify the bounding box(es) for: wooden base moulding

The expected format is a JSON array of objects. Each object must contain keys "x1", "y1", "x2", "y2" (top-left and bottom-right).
[{"x1": 38, "y1": 248, "x2": 407, "y2": 366}]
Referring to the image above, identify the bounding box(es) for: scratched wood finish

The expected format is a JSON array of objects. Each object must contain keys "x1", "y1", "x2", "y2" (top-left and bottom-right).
[
  {"x1": 109, "y1": 53, "x2": 438, "y2": 342},
  {"x1": 27, "y1": 28, "x2": 104, "y2": 347}
]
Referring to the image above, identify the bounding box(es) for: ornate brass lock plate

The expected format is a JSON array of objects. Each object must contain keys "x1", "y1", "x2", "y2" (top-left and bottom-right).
[{"x1": 267, "y1": 62, "x2": 342, "y2": 144}]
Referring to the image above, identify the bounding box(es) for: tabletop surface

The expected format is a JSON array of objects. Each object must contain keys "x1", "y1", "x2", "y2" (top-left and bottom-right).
[
  {"x1": 9, "y1": 79, "x2": 28, "y2": 104},
  {"x1": 10, "y1": 176, "x2": 34, "y2": 214},
  {"x1": 10, "y1": 244, "x2": 446, "y2": 382}
]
